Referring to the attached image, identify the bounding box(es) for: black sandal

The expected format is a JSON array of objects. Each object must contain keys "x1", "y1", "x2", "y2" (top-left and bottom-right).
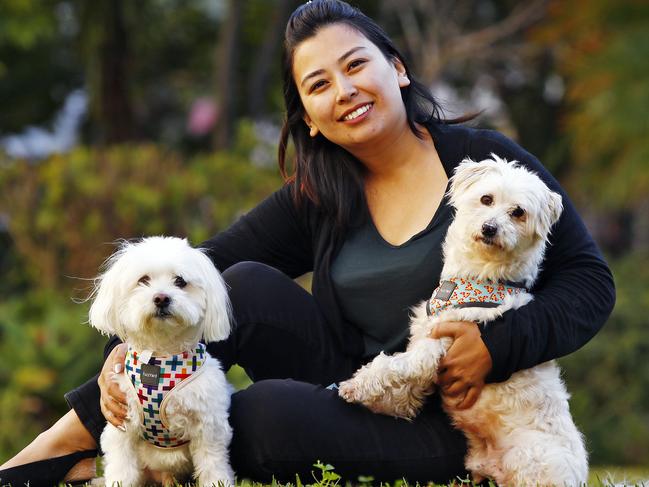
[{"x1": 0, "y1": 449, "x2": 98, "y2": 487}]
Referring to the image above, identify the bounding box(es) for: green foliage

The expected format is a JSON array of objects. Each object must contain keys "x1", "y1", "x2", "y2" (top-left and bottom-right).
[
  {"x1": 535, "y1": 0, "x2": 649, "y2": 209},
  {"x1": 0, "y1": 0, "x2": 58, "y2": 50},
  {"x1": 0, "y1": 122, "x2": 282, "y2": 292},
  {"x1": 0, "y1": 0, "x2": 81, "y2": 131},
  {"x1": 560, "y1": 251, "x2": 649, "y2": 465},
  {"x1": 311, "y1": 461, "x2": 342, "y2": 487},
  {"x1": 0, "y1": 290, "x2": 105, "y2": 460}
]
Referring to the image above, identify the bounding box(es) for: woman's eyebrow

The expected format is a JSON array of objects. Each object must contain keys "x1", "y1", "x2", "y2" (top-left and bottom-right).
[
  {"x1": 338, "y1": 46, "x2": 366, "y2": 63},
  {"x1": 300, "y1": 46, "x2": 368, "y2": 88}
]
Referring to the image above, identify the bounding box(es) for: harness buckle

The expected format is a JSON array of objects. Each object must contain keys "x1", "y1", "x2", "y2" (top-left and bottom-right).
[{"x1": 434, "y1": 280, "x2": 457, "y2": 301}]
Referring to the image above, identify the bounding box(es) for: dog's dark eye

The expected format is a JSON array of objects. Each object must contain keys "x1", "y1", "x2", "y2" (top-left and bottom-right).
[
  {"x1": 174, "y1": 276, "x2": 187, "y2": 288},
  {"x1": 480, "y1": 195, "x2": 493, "y2": 206},
  {"x1": 138, "y1": 275, "x2": 150, "y2": 286},
  {"x1": 511, "y1": 206, "x2": 526, "y2": 218}
]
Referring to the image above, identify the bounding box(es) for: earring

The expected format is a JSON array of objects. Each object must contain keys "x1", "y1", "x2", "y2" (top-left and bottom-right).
[{"x1": 309, "y1": 125, "x2": 319, "y2": 137}]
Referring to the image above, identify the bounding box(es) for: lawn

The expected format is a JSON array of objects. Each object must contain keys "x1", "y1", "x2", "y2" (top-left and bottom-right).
[{"x1": 588, "y1": 466, "x2": 649, "y2": 486}]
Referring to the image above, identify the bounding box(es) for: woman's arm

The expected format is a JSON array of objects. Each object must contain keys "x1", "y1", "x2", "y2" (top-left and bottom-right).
[{"x1": 469, "y1": 130, "x2": 616, "y2": 382}]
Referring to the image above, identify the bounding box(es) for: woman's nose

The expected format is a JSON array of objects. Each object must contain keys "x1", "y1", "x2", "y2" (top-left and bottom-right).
[{"x1": 335, "y1": 77, "x2": 358, "y2": 104}]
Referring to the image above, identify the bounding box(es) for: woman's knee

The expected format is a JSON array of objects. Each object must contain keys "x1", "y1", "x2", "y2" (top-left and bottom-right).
[
  {"x1": 222, "y1": 262, "x2": 283, "y2": 303},
  {"x1": 222, "y1": 261, "x2": 309, "y2": 314}
]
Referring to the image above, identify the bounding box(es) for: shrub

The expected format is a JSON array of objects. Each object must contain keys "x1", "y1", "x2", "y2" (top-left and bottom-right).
[
  {"x1": 0, "y1": 131, "x2": 282, "y2": 293},
  {"x1": 0, "y1": 290, "x2": 104, "y2": 459},
  {"x1": 560, "y1": 252, "x2": 649, "y2": 465}
]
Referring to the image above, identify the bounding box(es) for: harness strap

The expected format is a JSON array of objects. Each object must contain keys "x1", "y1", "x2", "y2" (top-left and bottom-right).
[
  {"x1": 125, "y1": 343, "x2": 206, "y2": 448},
  {"x1": 426, "y1": 278, "x2": 526, "y2": 317}
]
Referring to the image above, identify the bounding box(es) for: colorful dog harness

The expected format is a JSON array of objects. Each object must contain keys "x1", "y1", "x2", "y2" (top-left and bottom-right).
[
  {"x1": 125, "y1": 343, "x2": 207, "y2": 448},
  {"x1": 426, "y1": 277, "x2": 526, "y2": 317}
]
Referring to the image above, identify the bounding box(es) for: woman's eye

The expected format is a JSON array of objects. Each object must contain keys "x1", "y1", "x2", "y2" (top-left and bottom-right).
[
  {"x1": 174, "y1": 276, "x2": 187, "y2": 288},
  {"x1": 309, "y1": 80, "x2": 327, "y2": 93},
  {"x1": 511, "y1": 206, "x2": 526, "y2": 218},
  {"x1": 480, "y1": 195, "x2": 493, "y2": 206},
  {"x1": 348, "y1": 59, "x2": 366, "y2": 70},
  {"x1": 138, "y1": 275, "x2": 150, "y2": 286}
]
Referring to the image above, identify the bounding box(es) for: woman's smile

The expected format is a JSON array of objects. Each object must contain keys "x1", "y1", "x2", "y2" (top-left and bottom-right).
[{"x1": 339, "y1": 102, "x2": 373, "y2": 123}]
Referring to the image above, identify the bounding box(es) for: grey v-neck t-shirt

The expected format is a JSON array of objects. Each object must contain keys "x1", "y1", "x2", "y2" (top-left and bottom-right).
[{"x1": 331, "y1": 197, "x2": 454, "y2": 357}]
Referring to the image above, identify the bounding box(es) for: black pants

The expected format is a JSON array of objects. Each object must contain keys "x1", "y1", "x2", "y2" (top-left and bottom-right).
[{"x1": 65, "y1": 262, "x2": 467, "y2": 484}]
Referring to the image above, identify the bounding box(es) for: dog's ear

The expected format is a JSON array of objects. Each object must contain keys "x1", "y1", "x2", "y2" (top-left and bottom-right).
[
  {"x1": 536, "y1": 189, "x2": 564, "y2": 240},
  {"x1": 448, "y1": 156, "x2": 503, "y2": 207},
  {"x1": 89, "y1": 245, "x2": 129, "y2": 338},
  {"x1": 547, "y1": 190, "x2": 563, "y2": 227},
  {"x1": 196, "y1": 251, "x2": 232, "y2": 343}
]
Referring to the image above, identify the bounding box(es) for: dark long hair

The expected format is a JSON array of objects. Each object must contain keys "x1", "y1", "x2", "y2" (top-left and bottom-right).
[{"x1": 278, "y1": 0, "x2": 472, "y2": 230}]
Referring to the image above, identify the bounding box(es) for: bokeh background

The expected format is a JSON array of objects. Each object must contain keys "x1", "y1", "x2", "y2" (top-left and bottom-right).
[{"x1": 1, "y1": 0, "x2": 648, "y2": 474}]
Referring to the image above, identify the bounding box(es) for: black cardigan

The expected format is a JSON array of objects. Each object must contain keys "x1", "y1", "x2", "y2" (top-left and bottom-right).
[{"x1": 200, "y1": 123, "x2": 616, "y2": 383}]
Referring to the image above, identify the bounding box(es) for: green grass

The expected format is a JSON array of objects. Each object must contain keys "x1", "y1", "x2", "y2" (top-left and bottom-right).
[
  {"x1": 50, "y1": 462, "x2": 647, "y2": 487},
  {"x1": 589, "y1": 466, "x2": 649, "y2": 486},
  {"x1": 266, "y1": 465, "x2": 649, "y2": 487}
]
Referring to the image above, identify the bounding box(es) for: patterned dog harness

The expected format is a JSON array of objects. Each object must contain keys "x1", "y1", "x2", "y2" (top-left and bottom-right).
[
  {"x1": 125, "y1": 343, "x2": 207, "y2": 448},
  {"x1": 426, "y1": 278, "x2": 526, "y2": 317}
]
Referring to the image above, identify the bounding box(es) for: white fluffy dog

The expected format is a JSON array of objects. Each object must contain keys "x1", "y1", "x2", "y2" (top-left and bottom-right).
[
  {"x1": 339, "y1": 155, "x2": 588, "y2": 486},
  {"x1": 89, "y1": 236, "x2": 234, "y2": 486}
]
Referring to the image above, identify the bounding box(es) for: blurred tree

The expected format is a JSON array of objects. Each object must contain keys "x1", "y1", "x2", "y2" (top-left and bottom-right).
[
  {"x1": 533, "y1": 0, "x2": 649, "y2": 210},
  {"x1": 214, "y1": 0, "x2": 243, "y2": 150},
  {"x1": 77, "y1": 0, "x2": 135, "y2": 143},
  {"x1": 1, "y1": 0, "x2": 224, "y2": 149},
  {"x1": 246, "y1": 0, "x2": 292, "y2": 120},
  {"x1": 0, "y1": 0, "x2": 82, "y2": 133},
  {"x1": 379, "y1": 0, "x2": 548, "y2": 85},
  {"x1": 0, "y1": 0, "x2": 57, "y2": 49}
]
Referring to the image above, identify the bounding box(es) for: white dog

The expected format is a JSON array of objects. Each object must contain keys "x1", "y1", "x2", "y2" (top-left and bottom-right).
[
  {"x1": 339, "y1": 155, "x2": 588, "y2": 486},
  {"x1": 89, "y1": 236, "x2": 234, "y2": 487}
]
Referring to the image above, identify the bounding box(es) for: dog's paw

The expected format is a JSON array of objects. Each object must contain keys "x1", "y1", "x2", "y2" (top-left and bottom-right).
[
  {"x1": 339, "y1": 368, "x2": 390, "y2": 404},
  {"x1": 338, "y1": 379, "x2": 361, "y2": 403},
  {"x1": 340, "y1": 378, "x2": 384, "y2": 405},
  {"x1": 339, "y1": 376, "x2": 386, "y2": 404}
]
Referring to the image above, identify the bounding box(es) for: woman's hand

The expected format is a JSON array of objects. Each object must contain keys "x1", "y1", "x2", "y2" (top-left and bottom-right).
[
  {"x1": 98, "y1": 343, "x2": 129, "y2": 429},
  {"x1": 430, "y1": 321, "x2": 492, "y2": 410}
]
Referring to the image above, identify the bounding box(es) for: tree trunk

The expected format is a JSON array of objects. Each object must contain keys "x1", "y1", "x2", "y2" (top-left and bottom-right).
[
  {"x1": 247, "y1": 0, "x2": 292, "y2": 119},
  {"x1": 214, "y1": 0, "x2": 243, "y2": 150},
  {"x1": 81, "y1": 0, "x2": 136, "y2": 144}
]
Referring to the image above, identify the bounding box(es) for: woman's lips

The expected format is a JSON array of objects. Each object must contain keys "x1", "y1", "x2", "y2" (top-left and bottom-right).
[{"x1": 339, "y1": 103, "x2": 373, "y2": 123}]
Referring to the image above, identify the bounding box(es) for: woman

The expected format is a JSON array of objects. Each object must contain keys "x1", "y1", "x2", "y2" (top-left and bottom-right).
[{"x1": 0, "y1": 1, "x2": 614, "y2": 485}]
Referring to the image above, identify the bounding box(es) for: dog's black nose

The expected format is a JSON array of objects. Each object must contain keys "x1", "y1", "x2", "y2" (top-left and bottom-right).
[
  {"x1": 153, "y1": 293, "x2": 171, "y2": 308},
  {"x1": 481, "y1": 223, "x2": 498, "y2": 237}
]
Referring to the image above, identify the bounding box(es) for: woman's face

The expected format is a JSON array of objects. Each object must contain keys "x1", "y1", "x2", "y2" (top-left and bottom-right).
[{"x1": 292, "y1": 23, "x2": 410, "y2": 152}]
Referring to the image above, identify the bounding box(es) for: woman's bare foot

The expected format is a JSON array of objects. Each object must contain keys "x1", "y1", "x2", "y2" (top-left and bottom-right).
[{"x1": 0, "y1": 409, "x2": 98, "y2": 481}]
